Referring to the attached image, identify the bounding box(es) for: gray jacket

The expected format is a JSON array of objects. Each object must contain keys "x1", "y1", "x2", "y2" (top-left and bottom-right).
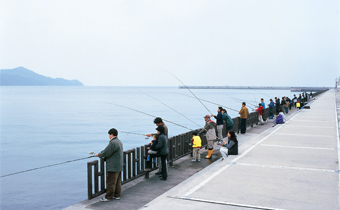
[
  {"x1": 98, "y1": 137, "x2": 123, "y2": 172},
  {"x1": 201, "y1": 120, "x2": 217, "y2": 140},
  {"x1": 155, "y1": 133, "x2": 169, "y2": 155}
]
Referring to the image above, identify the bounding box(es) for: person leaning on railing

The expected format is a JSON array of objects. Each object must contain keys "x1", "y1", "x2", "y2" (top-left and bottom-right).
[
  {"x1": 146, "y1": 117, "x2": 168, "y2": 176},
  {"x1": 238, "y1": 102, "x2": 249, "y2": 134},
  {"x1": 144, "y1": 126, "x2": 169, "y2": 181},
  {"x1": 95, "y1": 128, "x2": 123, "y2": 202}
]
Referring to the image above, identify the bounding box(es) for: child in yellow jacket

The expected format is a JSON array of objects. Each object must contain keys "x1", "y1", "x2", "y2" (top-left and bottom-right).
[{"x1": 191, "y1": 131, "x2": 202, "y2": 162}]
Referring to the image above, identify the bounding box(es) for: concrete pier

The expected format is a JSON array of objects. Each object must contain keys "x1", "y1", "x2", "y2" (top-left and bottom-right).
[
  {"x1": 141, "y1": 89, "x2": 340, "y2": 210},
  {"x1": 65, "y1": 89, "x2": 340, "y2": 210}
]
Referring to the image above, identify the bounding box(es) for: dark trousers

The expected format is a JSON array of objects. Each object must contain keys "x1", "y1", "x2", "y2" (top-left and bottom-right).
[
  {"x1": 146, "y1": 153, "x2": 168, "y2": 179},
  {"x1": 240, "y1": 118, "x2": 247, "y2": 134},
  {"x1": 269, "y1": 107, "x2": 274, "y2": 119},
  {"x1": 106, "y1": 171, "x2": 121, "y2": 199}
]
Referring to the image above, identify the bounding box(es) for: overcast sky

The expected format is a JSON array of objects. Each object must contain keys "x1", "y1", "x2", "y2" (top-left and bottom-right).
[{"x1": 1, "y1": 0, "x2": 339, "y2": 87}]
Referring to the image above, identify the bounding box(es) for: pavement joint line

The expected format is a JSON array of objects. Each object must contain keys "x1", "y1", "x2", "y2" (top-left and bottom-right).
[
  {"x1": 278, "y1": 125, "x2": 336, "y2": 129},
  {"x1": 259, "y1": 144, "x2": 336, "y2": 151},
  {"x1": 168, "y1": 195, "x2": 287, "y2": 210},
  {"x1": 334, "y1": 90, "x2": 340, "y2": 206},
  {"x1": 181, "y1": 111, "x2": 302, "y2": 197},
  {"x1": 233, "y1": 162, "x2": 337, "y2": 173},
  {"x1": 293, "y1": 120, "x2": 336, "y2": 122},
  {"x1": 273, "y1": 133, "x2": 337, "y2": 138}
]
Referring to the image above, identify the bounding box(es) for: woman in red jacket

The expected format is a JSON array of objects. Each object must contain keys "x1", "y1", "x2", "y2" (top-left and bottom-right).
[{"x1": 255, "y1": 103, "x2": 264, "y2": 125}]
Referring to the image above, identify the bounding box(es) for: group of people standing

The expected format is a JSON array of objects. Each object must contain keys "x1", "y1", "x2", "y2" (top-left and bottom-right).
[
  {"x1": 94, "y1": 91, "x2": 311, "y2": 202},
  {"x1": 95, "y1": 117, "x2": 170, "y2": 202}
]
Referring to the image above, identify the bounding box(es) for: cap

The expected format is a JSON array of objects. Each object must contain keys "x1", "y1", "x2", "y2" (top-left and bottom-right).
[{"x1": 204, "y1": 115, "x2": 210, "y2": 119}]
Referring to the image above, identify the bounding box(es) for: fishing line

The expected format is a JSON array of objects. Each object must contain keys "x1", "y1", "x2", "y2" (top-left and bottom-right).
[
  {"x1": 0, "y1": 155, "x2": 95, "y2": 178},
  {"x1": 105, "y1": 102, "x2": 194, "y2": 131},
  {"x1": 176, "y1": 93, "x2": 239, "y2": 113},
  {"x1": 229, "y1": 96, "x2": 257, "y2": 107},
  {"x1": 139, "y1": 90, "x2": 201, "y2": 127},
  {"x1": 254, "y1": 89, "x2": 272, "y2": 98},
  {"x1": 165, "y1": 71, "x2": 214, "y2": 115}
]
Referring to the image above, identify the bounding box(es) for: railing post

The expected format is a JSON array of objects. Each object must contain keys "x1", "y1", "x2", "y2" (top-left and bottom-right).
[
  {"x1": 100, "y1": 158, "x2": 105, "y2": 194},
  {"x1": 87, "y1": 160, "x2": 95, "y2": 200},
  {"x1": 136, "y1": 147, "x2": 141, "y2": 175},
  {"x1": 123, "y1": 151, "x2": 127, "y2": 182},
  {"x1": 127, "y1": 150, "x2": 132, "y2": 180}
]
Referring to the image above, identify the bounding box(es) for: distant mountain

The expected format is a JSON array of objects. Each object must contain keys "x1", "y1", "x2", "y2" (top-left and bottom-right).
[{"x1": 0, "y1": 67, "x2": 84, "y2": 86}]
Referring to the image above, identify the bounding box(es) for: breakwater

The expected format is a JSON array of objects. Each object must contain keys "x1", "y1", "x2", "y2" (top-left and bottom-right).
[
  {"x1": 86, "y1": 90, "x2": 327, "y2": 200},
  {"x1": 179, "y1": 86, "x2": 330, "y2": 92}
]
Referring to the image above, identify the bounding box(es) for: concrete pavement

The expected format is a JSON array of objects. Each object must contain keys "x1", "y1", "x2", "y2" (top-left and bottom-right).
[
  {"x1": 141, "y1": 89, "x2": 340, "y2": 210},
  {"x1": 65, "y1": 89, "x2": 340, "y2": 210}
]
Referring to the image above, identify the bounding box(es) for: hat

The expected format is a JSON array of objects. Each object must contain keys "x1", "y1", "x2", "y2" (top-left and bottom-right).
[
  {"x1": 204, "y1": 115, "x2": 210, "y2": 119},
  {"x1": 156, "y1": 125, "x2": 165, "y2": 134}
]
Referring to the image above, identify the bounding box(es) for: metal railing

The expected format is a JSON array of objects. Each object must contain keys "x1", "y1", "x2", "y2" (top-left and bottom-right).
[{"x1": 87, "y1": 91, "x2": 326, "y2": 199}]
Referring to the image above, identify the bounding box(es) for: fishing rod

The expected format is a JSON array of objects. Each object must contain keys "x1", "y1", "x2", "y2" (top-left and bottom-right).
[
  {"x1": 139, "y1": 90, "x2": 201, "y2": 127},
  {"x1": 1, "y1": 153, "x2": 95, "y2": 178},
  {"x1": 105, "y1": 102, "x2": 194, "y2": 131},
  {"x1": 120, "y1": 131, "x2": 150, "y2": 139},
  {"x1": 176, "y1": 92, "x2": 239, "y2": 113},
  {"x1": 165, "y1": 71, "x2": 214, "y2": 115},
  {"x1": 254, "y1": 89, "x2": 272, "y2": 98},
  {"x1": 229, "y1": 96, "x2": 257, "y2": 107}
]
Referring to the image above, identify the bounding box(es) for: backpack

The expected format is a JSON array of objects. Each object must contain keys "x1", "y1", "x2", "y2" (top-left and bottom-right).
[{"x1": 276, "y1": 114, "x2": 284, "y2": 124}]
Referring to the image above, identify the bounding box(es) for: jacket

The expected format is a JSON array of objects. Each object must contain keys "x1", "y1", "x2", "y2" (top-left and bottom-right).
[
  {"x1": 269, "y1": 101, "x2": 275, "y2": 108},
  {"x1": 191, "y1": 136, "x2": 202, "y2": 148},
  {"x1": 155, "y1": 133, "x2": 169, "y2": 155},
  {"x1": 213, "y1": 112, "x2": 224, "y2": 125},
  {"x1": 222, "y1": 138, "x2": 238, "y2": 155},
  {"x1": 255, "y1": 106, "x2": 263, "y2": 115},
  {"x1": 200, "y1": 119, "x2": 217, "y2": 140},
  {"x1": 261, "y1": 102, "x2": 266, "y2": 109},
  {"x1": 222, "y1": 113, "x2": 234, "y2": 127},
  {"x1": 239, "y1": 106, "x2": 249, "y2": 119},
  {"x1": 152, "y1": 124, "x2": 168, "y2": 139},
  {"x1": 98, "y1": 137, "x2": 123, "y2": 172},
  {"x1": 277, "y1": 112, "x2": 286, "y2": 123}
]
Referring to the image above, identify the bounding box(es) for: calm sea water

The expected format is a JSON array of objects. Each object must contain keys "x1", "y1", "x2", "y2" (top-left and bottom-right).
[{"x1": 0, "y1": 86, "x2": 293, "y2": 210}]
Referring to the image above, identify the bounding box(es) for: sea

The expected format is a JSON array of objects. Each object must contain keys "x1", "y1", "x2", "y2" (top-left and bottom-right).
[{"x1": 0, "y1": 86, "x2": 294, "y2": 210}]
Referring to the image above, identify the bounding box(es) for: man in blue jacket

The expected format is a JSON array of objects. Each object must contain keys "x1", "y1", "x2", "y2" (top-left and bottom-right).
[{"x1": 212, "y1": 107, "x2": 224, "y2": 140}]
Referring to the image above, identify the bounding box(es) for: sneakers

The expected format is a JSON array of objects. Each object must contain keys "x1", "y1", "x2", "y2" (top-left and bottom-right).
[
  {"x1": 100, "y1": 197, "x2": 120, "y2": 202},
  {"x1": 192, "y1": 159, "x2": 196, "y2": 162},
  {"x1": 155, "y1": 171, "x2": 162, "y2": 175},
  {"x1": 100, "y1": 197, "x2": 111, "y2": 202},
  {"x1": 144, "y1": 168, "x2": 151, "y2": 172}
]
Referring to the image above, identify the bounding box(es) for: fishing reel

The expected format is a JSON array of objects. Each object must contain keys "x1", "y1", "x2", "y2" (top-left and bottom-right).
[
  {"x1": 216, "y1": 138, "x2": 225, "y2": 145},
  {"x1": 89, "y1": 151, "x2": 96, "y2": 157}
]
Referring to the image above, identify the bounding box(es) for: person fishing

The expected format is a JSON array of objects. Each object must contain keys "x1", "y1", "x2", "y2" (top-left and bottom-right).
[
  {"x1": 95, "y1": 128, "x2": 123, "y2": 202},
  {"x1": 219, "y1": 130, "x2": 238, "y2": 161},
  {"x1": 255, "y1": 103, "x2": 264, "y2": 125},
  {"x1": 144, "y1": 126, "x2": 169, "y2": 181},
  {"x1": 211, "y1": 107, "x2": 224, "y2": 140},
  {"x1": 146, "y1": 117, "x2": 168, "y2": 176},
  {"x1": 239, "y1": 102, "x2": 249, "y2": 134},
  {"x1": 199, "y1": 115, "x2": 217, "y2": 159},
  {"x1": 268, "y1": 99, "x2": 275, "y2": 119},
  {"x1": 222, "y1": 108, "x2": 234, "y2": 132}
]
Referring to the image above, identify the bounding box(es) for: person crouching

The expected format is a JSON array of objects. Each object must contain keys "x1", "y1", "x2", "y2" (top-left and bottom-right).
[{"x1": 219, "y1": 130, "x2": 238, "y2": 161}]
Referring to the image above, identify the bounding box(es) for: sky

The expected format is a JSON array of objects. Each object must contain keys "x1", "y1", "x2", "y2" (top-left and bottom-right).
[{"x1": 1, "y1": 0, "x2": 339, "y2": 87}]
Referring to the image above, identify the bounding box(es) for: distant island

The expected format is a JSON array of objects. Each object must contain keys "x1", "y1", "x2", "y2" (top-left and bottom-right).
[{"x1": 0, "y1": 67, "x2": 84, "y2": 86}]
